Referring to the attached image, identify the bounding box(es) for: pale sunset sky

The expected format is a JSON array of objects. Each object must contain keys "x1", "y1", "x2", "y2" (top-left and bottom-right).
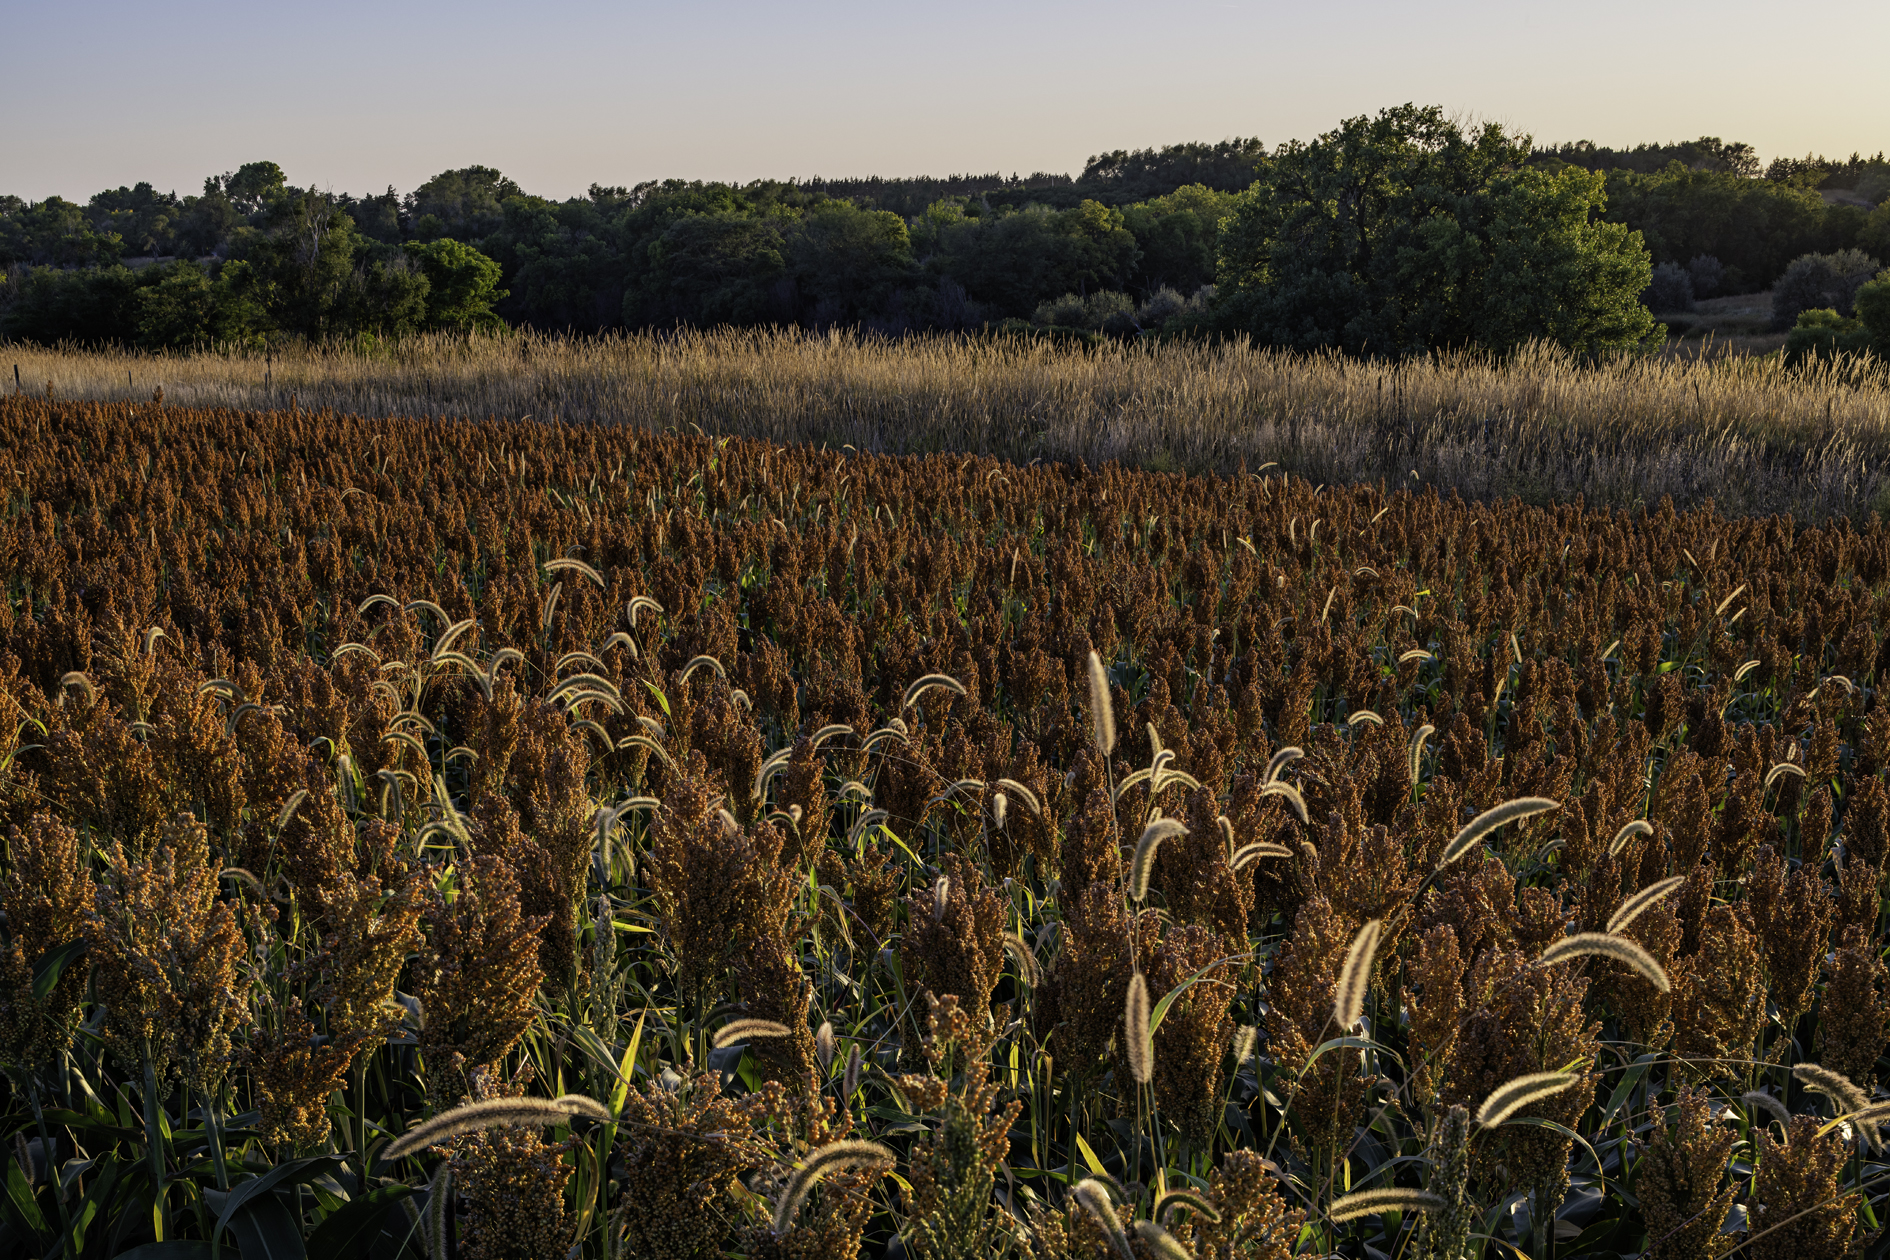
[{"x1": 4, "y1": 0, "x2": 1885, "y2": 201}]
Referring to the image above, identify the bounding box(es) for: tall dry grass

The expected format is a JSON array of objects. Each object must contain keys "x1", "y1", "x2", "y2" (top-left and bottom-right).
[{"x1": 9, "y1": 327, "x2": 1890, "y2": 517}]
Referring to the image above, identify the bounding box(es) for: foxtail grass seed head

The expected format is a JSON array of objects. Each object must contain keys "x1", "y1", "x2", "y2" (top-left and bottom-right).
[
  {"x1": 383, "y1": 1096, "x2": 607, "y2": 1162},
  {"x1": 1131, "y1": 818, "x2": 1189, "y2": 900},
  {"x1": 1004, "y1": 932, "x2": 1041, "y2": 988},
  {"x1": 1334, "y1": 919, "x2": 1384, "y2": 1031},
  {"x1": 842, "y1": 1043, "x2": 862, "y2": 1098},
  {"x1": 1537, "y1": 932, "x2": 1671, "y2": 991},
  {"x1": 1260, "y1": 780, "x2": 1309, "y2": 825},
  {"x1": 1408, "y1": 723, "x2": 1435, "y2": 781},
  {"x1": 1232, "y1": 1025, "x2": 1259, "y2": 1064},
  {"x1": 901, "y1": 672, "x2": 966, "y2": 711},
  {"x1": 991, "y1": 791, "x2": 1008, "y2": 830},
  {"x1": 1263, "y1": 746, "x2": 1303, "y2": 785},
  {"x1": 711, "y1": 1018, "x2": 794, "y2": 1049},
  {"x1": 932, "y1": 876, "x2": 951, "y2": 920},
  {"x1": 1087, "y1": 651, "x2": 1116, "y2": 755},
  {"x1": 1327, "y1": 1188, "x2": 1446, "y2": 1222},
  {"x1": 1155, "y1": 1187, "x2": 1223, "y2": 1226},
  {"x1": 1133, "y1": 1220, "x2": 1194, "y2": 1260},
  {"x1": 1232, "y1": 841, "x2": 1294, "y2": 871},
  {"x1": 427, "y1": 1166, "x2": 453, "y2": 1260},
  {"x1": 1475, "y1": 1072, "x2": 1584, "y2": 1128},
  {"x1": 1073, "y1": 1179, "x2": 1134, "y2": 1260},
  {"x1": 1793, "y1": 1063, "x2": 1870, "y2": 1117},
  {"x1": 1765, "y1": 761, "x2": 1808, "y2": 789},
  {"x1": 1126, "y1": 970, "x2": 1153, "y2": 1084},
  {"x1": 1439, "y1": 797, "x2": 1560, "y2": 868},
  {"x1": 1606, "y1": 876, "x2": 1686, "y2": 934},
  {"x1": 1742, "y1": 1090, "x2": 1792, "y2": 1131},
  {"x1": 1609, "y1": 819, "x2": 1655, "y2": 855},
  {"x1": 816, "y1": 1020, "x2": 835, "y2": 1073},
  {"x1": 771, "y1": 1140, "x2": 895, "y2": 1235},
  {"x1": 994, "y1": 778, "x2": 1041, "y2": 817}
]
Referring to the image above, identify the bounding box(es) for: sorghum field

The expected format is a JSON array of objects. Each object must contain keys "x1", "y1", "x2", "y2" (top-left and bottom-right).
[{"x1": 7, "y1": 394, "x2": 1890, "y2": 1259}]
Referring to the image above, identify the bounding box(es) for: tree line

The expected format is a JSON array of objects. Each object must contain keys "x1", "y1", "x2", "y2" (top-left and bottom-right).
[{"x1": 4, "y1": 108, "x2": 1887, "y2": 358}]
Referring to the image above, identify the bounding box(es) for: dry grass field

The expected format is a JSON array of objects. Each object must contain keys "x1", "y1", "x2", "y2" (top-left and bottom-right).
[{"x1": 8, "y1": 326, "x2": 1890, "y2": 518}]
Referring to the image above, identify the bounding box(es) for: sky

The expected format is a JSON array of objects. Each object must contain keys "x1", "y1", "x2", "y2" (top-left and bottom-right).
[{"x1": 5, "y1": 0, "x2": 1887, "y2": 203}]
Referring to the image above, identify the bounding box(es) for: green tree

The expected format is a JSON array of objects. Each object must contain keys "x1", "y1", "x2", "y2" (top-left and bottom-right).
[
  {"x1": 926, "y1": 199, "x2": 1141, "y2": 319},
  {"x1": 407, "y1": 166, "x2": 522, "y2": 242},
  {"x1": 129, "y1": 261, "x2": 265, "y2": 348},
  {"x1": 1121, "y1": 184, "x2": 1235, "y2": 298},
  {"x1": 785, "y1": 202, "x2": 916, "y2": 323},
  {"x1": 1213, "y1": 104, "x2": 1657, "y2": 356},
  {"x1": 0, "y1": 197, "x2": 124, "y2": 267},
  {"x1": 1854, "y1": 271, "x2": 1890, "y2": 355},
  {"x1": 407, "y1": 238, "x2": 507, "y2": 330}
]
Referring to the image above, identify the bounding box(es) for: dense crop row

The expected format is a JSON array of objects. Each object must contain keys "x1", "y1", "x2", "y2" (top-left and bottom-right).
[{"x1": 5, "y1": 397, "x2": 1890, "y2": 1257}]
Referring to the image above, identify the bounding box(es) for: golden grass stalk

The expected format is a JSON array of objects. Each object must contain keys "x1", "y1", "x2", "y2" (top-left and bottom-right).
[
  {"x1": 1087, "y1": 651, "x2": 1116, "y2": 756},
  {"x1": 426, "y1": 1165, "x2": 452, "y2": 1260},
  {"x1": 1072, "y1": 1179, "x2": 1134, "y2": 1260},
  {"x1": 1130, "y1": 818, "x2": 1190, "y2": 901},
  {"x1": 815, "y1": 1020, "x2": 835, "y2": 1073},
  {"x1": 1793, "y1": 1063, "x2": 1870, "y2": 1117},
  {"x1": 1408, "y1": 724, "x2": 1435, "y2": 782},
  {"x1": 993, "y1": 777, "x2": 1041, "y2": 817},
  {"x1": 1474, "y1": 1072, "x2": 1584, "y2": 1128},
  {"x1": 901, "y1": 673, "x2": 967, "y2": 711},
  {"x1": 1260, "y1": 780, "x2": 1309, "y2": 825},
  {"x1": 1438, "y1": 797, "x2": 1560, "y2": 868},
  {"x1": 1262, "y1": 746, "x2": 1303, "y2": 784},
  {"x1": 810, "y1": 723, "x2": 854, "y2": 747},
  {"x1": 1764, "y1": 762, "x2": 1808, "y2": 789},
  {"x1": 1231, "y1": 841, "x2": 1294, "y2": 871},
  {"x1": 1327, "y1": 1188, "x2": 1446, "y2": 1221},
  {"x1": 679, "y1": 654, "x2": 726, "y2": 683},
  {"x1": 1609, "y1": 819, "x2": 1654, "y2": 855},
  {"x1": 542, "y1": 556, "x2": 605, "y2": 588},
  {"x1": 1133, "y1": 1220, "x2": 1194, "y2": 1260},
  {"x1": 1231, "y1": 1026, "x2": 1259, "y2": 1064},
  {"x1": 1741, "y1": 1090, "x2": 1792, "y2": 1130},
  {"x1": 842, "y1": 1043, "x2": 862, "y2": 1098},
  {"x1": 1346, "y1": 710, "x2": 1383, "y2": 727},
  {"x1": 1155, "y1": 1187, "x2": 1223, "y2": 1226},
  {"x1": 771, "y1": 1139, "x2": 896, "y2": 1235},
  {"x1": 1125, "y1": 971, "x2": 1153, "y2": 1084},
  {"x1": 1605, "y1": 876, "x2": 1687, "y2": 934},
  {"x1": 711, "y1": 1018, "x2": 793, "y2": 1048},
  {"x1": 1333, "y1": 919, "x2": 1383, "y2": 1031},
  {"x1": 1537, "y1": 932, "x2": 1670, "y2": 991},
  {"x1": 383, "y1": 1095, "x2": 610, "y2": 1161},
  {"x1": 1004, "y1": 932, "x2": 1041, "y2": 987},
  {"x1": 218, "y1": 868, "x2": 265, "y2": 896}
]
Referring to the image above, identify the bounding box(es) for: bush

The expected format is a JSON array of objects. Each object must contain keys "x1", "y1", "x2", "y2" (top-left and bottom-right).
[
  {"x1": 1772, "y1": 249, "x2": 1882, "y2": 329},
  {"x1": 1686, "y1": 254, "x2": 1724, "y2": 298},
  {"x1": 1030, "y1": 289, "x2": 1134, "y2": 332},
  {"x1": 1784, "y1": 308, "x2": 1872, "y2": 365},
  {"x1": 1644, "y1": 262, "x2": 1695, "y2": 313}
]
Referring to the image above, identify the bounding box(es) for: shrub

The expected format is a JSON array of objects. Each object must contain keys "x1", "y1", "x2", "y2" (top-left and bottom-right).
[
  {"x1": 1686, "y1": 254, "x2": 1724, "y2": 297},
  {"x1": 1030, "y1": 289, "x2": 1134, "y2": 332},
  {"x1": 1771, "y1": 248, "x2": 1882, "y2": 329},
  {"x1": 1644, "y1": 262, "x2": 1695, "y2": 313}
]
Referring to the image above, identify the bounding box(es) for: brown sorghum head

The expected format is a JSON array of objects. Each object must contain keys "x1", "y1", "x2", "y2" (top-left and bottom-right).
[
  {"x1": 415, "y1": 853, "x2": 546, "y2": 1105},
  {"x1": 900, "y1": 853, "x2": 1006, "y2": 1017},
  {"x1": 1637, "y1": 1084, "x2": 1738, "y2": 1260},
  {"x1": 1817, "y1": 925, "x2": 1890, "y2": 1089},
  {"x1": 1670, "y1": 905, "x2": 1766, "y2": 1076},
  {"x1": 1748, "y1": 1114, "x2": 1859, "y2": 1259},
  {"x1": 0, "y1": 813, "x2": 95, "y2": 1066},
  {"x1": 87, "y1": 811, "x2": 246, "y2": 1093}
]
